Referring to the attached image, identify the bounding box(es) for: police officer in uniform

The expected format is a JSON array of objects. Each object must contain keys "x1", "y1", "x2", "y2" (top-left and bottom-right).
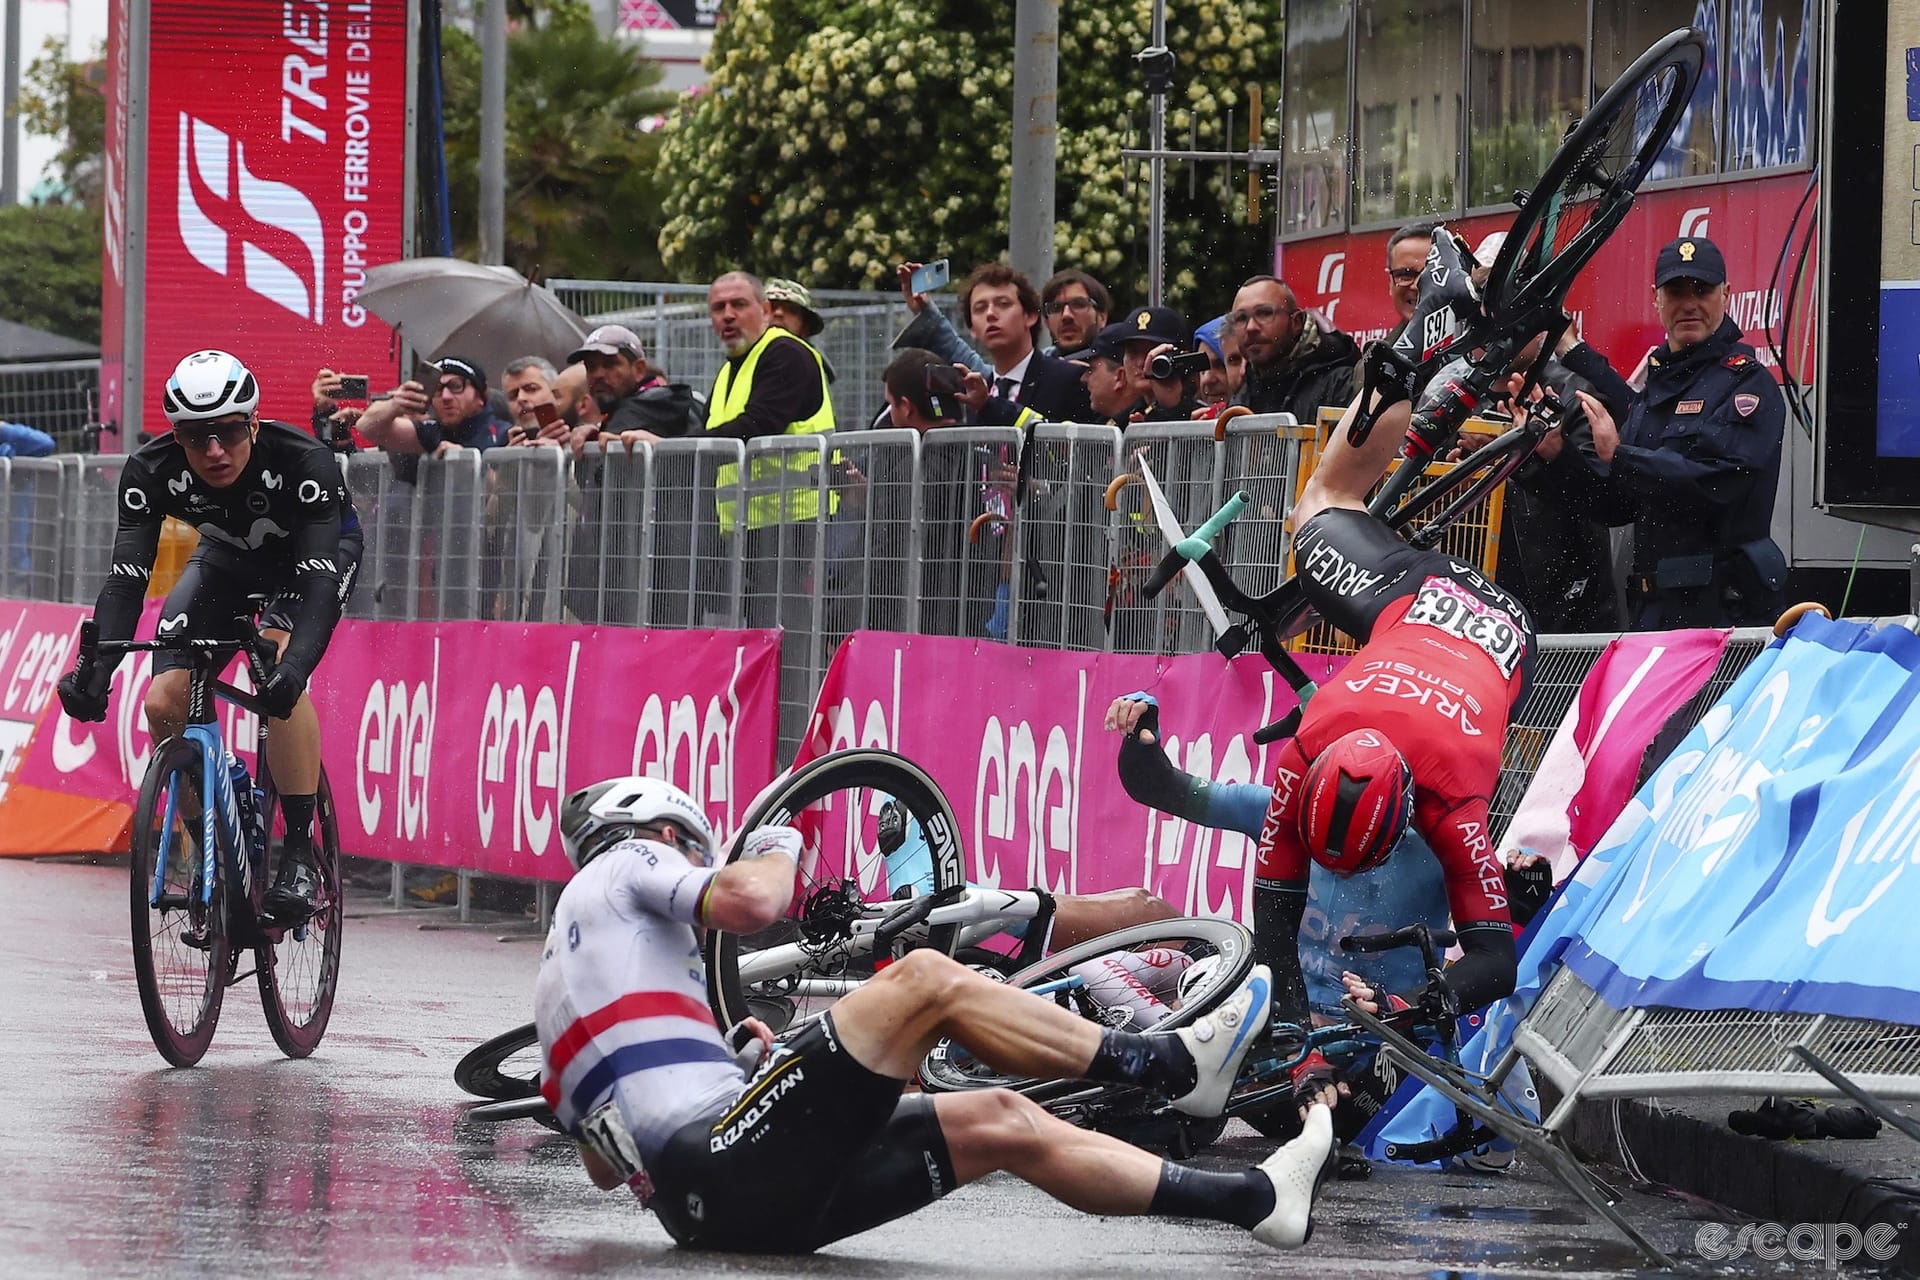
[{"x1": 1532, "y1": 236, "x2": 1786, "y2": 628}]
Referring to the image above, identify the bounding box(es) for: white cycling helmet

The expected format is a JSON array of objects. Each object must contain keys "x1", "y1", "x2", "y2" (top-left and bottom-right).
[
  {"x1": 559, "y1": 776, "x2": 714, "y2": 873},
  {"x1": 162, "y1": 350, "x2": 260, "y2": 425}
]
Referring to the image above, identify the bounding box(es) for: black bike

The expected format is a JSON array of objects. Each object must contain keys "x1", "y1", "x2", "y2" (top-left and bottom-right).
[
  {"x1": 1172, "y1": 27, "x2": 1706, "y2": 674},
  {"x1": 74, "y1": 614, "x2": 345, "y2": 1066}
]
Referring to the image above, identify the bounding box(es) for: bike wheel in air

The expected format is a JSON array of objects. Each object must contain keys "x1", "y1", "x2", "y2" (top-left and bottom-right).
[
  {"x1": 1481, "y1": 28, "x2": 1705, "y2": 318},
  {"x1": 455, "y1": 1022, "x2": 542, "y2": 1101},
  {"x1": 703, "y1": 749, "x2": 969, "y2": 1033},
  {"x1": 129, "y1": 737, "x2": 230, "y2": 1067},
  {"x1": 917, "y1": 916, "x2": 1255, "y2": 1096},
  {"x1": 256, "y1": 767, "x2": 344, "y2": 1058}
]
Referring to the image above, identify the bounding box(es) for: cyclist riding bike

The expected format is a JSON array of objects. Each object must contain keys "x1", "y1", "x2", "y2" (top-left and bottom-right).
[
  {"x1": 56, "y1": 350, "x2": 362, "y2": 922},
  {"x1": 1261, "y1": 370, "x2": 1539, "y2": 1103},
  {"x1": 538, "y1": 776, "x2": 1341, "y2": 1255}
]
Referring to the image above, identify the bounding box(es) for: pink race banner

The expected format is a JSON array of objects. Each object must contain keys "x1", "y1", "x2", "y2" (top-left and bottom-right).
[
  {"x1": 5, "y1": 598, "x2": 781, "y2": 878},
  {"x1": 792, "y1": 631, "x2": 1348, "y2": 923},
  {"x1": 1495, "y1": 628, "x2": 1733, "y2": 883}
]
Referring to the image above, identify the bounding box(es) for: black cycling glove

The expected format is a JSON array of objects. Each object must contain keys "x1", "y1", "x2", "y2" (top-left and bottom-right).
[
  {"x1": 57, "y1": 666, "x2": 112, "y2": 723},
  {"x1": 258, "y1": 663, "x2": 309, "y2": 720}
]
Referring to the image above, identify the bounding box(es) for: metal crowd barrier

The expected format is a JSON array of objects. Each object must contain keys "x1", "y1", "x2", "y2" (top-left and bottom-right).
[
  {"x1": 0, "y1": 358, "x2": 101, "y2": 449},
  {"x1": 0, "y1": 457, "x2": 65, "y2": 601}
]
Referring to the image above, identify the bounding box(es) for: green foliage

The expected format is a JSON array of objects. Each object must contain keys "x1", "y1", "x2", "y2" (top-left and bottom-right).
[
  {"x1": 0, "y1": 203, "x2": 104, "y2": 344},
  {"x1": 656, "y1": 0, "x2": 1285, "y2": 315},
  {"x1": 15, "y1": 36, "x2": 107, "y2": 206},
  {"x1": 441, "y1": 1, "x2": 679, "y2": 279}
]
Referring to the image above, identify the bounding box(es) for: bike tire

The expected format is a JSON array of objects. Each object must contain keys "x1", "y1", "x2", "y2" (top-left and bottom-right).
[
  {"x1": 1482, "y1": 28, "x2": 1706, "y2": 319},
  {"x1": 129, "y1": 737, "x2": 230, "y2": 1067},
  {"x1": 917, "y1": 916, "x2": 1255, "y2": 1096},
  {"x1": 455, "y1": 1022, "x2": 542, "y2": 1101},
  {"x1": 256, "y1": 767, "x2": 345, "y2": 1059},
  {"x1": 703, "y1": 749, "x2": 969, "y2": 1031}
]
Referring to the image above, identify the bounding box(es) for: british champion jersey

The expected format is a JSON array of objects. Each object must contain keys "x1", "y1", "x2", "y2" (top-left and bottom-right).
[{"x1": 534, "y1": 839, "x2": 744, "y2": 1162}]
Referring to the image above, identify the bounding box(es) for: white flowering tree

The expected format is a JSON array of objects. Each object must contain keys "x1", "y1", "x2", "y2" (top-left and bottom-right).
[{"x1": 657, "y1": 0, "x2": 1284, "y2": 317}]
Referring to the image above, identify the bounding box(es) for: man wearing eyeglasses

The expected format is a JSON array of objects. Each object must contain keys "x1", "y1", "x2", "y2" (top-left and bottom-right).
[
  {"x1": 1228, "y1": 276, "x2": 1360, "y2": 426},
  {"x1": 1528, "y1": 236, "x2": 1787, "y2": 628},
  {"x1": 355, "y1": 356, "x2": 511, "y2": 457},
  {"x1": 1038, "y1": 270, "x2": 1111, "y2": 356},
  {"x1": 1384, "y1": 220, "x2": 1439, "y2": 333},
  {"x1": 57, "y1": 350, "x2": 363, "y2": 922}
]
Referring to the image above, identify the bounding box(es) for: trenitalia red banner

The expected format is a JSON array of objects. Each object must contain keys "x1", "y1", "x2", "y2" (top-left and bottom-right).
[
  {"x1": 103, "y1": 1, "x2": 411, "y2": 436},
  {"x1": 1277, "y1": 173, "x2": 1817, "y2": 387},
  {"x1": 0, "y1": 599, "x2": 782, "y2": 879},
  {"x1": 792, "y1": 632, "x2": 1349, "y2": 922}
]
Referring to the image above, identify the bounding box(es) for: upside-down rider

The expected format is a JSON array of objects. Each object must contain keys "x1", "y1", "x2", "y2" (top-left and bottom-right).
[{"x1": 1258, "y1": 230, "x2": 1539, "y2": 1104}]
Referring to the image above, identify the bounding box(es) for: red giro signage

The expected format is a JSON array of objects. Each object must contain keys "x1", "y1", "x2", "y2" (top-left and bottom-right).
[{"x1": 105, "y1": 1, "x2": 411, "y2": 438}]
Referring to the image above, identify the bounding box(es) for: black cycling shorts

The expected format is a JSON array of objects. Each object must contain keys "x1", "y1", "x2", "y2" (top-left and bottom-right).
[
  {"x1": 152, "y1": 534, "x2": 363, "y2": 676},
  {"x1": 646, "y1": 1012, "x2": 956, "y2": 1252},
  {"x1": 1292, "y1": 507, "x2": 1537, "y2": 688}
]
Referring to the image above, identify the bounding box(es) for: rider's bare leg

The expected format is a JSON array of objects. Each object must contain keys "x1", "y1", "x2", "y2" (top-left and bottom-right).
[
  {"x1": 1048, "y1": 887, "x2": 1179, "y2": 949},
  {"x1": 1290, "y1": 390, "x2": 1412, "y2": 532},
  {"x1": 143, "y1": 669, "x2": 192, "y2": 745}
]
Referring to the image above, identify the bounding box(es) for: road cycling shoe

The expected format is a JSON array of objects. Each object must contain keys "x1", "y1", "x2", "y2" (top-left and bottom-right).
[
  {"x1": 1171, "y1": 964, "x2": 1273, "y2": 1117},
  {"x1": 264, "y1": 846, "x2": 320, "y2": 923},
  {"x1": 1251, "y1": 1103, "x2": 1335, "y2": 1249}
]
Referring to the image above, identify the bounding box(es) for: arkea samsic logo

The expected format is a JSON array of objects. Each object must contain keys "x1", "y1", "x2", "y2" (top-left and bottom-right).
[{"x1": 176, "y1": 115, "x2": 326, "y2": 323}]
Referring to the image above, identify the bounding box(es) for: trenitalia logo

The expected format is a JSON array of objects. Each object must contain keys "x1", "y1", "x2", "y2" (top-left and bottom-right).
[{"x1": 175, "y1": 114, "x2": 326, "y2": 323}]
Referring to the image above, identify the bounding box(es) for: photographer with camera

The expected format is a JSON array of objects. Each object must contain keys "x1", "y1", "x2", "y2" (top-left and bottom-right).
[{"x1": 1071, "y1": 306, "x2": 1204, "y2": 424}]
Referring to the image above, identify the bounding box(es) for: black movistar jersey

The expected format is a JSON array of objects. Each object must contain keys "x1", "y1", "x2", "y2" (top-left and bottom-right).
[{"x1": 93, "y1": 420, "x2": 361, "y2": 678}]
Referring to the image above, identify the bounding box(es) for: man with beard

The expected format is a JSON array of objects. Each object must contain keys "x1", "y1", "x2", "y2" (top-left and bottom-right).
[
  {"x1": 1229, "y1": 277, "x2": 1360, "y2": 424},
  {"x1": 569, "y1": 325, "x2": 702, "y2": 443}
]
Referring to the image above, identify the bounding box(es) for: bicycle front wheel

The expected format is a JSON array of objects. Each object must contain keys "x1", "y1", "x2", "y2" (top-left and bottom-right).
[
  {"x1": 455, "y1": 1022, "x2": 542, "y2": 1100},
  {"x1": 256, "y1": 767, "x2": 345, "y2": 1058},
  {"x1": 1481, "y1": 28, "x2": 1705, "y2": 318},
  {"x1": 130, "y1": 737, "x2": 230, "y2": 1067},
  {"x1": 703, "y1": 749, "x2": 969, "y2": 1032}
]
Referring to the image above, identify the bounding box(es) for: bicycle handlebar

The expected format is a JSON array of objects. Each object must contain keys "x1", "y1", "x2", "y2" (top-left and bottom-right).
[
  {"x1": 73, "y1": 620, "x2": 275, "y2": 717},
  {"x1": 1339, "y1": 925, "x2": 1458, "y2": 954}
]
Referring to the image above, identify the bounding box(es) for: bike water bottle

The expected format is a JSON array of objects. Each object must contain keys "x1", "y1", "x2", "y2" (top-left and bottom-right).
[{"x1": 227, "y1": 753, "x2": 262, "y2": 854}]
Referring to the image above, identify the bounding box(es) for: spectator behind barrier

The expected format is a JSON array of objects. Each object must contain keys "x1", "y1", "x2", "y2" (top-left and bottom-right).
[
  {"x1": 1039, "y1": 269, "x2": 1112, "y2": 357},
  {"x1": 567, "y1": 324, "x2": 704, "y2": 449},
  {"x1": 355, "y1": 356, "x2": 510, "y2": 458},
  {"x1": 895, "y1": 261, "x2": 1094, "y2": 424},
  {"x1": 0, "y1": 421, "x2": 55, "y2": 457},
  {"x1": 765, "y1": 277, "x2": 838, "y2": 385},
  {"x1": 1230, "y1": 275, "x2": 1358, "y2": 424},
  {"x1": 503, "y1": 356, "x2": 568, "y2": 447}
]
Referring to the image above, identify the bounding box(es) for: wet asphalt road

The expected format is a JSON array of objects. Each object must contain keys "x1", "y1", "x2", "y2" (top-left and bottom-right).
[{"x1": 0, "y1": 857, "x2": 1858, "y2": 1278}]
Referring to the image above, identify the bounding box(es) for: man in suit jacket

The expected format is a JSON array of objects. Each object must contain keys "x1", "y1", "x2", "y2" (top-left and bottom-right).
[{"x1": 893, "y1": 261, "x2": 1095, "y2": 424}]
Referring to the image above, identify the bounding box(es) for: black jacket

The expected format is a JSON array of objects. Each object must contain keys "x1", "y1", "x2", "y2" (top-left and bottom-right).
[
  {"x1": 1239, "y1": 320, "x2": 1361, "y2": 423},
  {"x1": 1019, "y1": 351, "x2": 1094, "y2": 424},
  {"x1": 602, "y1": 382, "x2": 704, "y2": 438},
  {"x1": 1534, "y1": 318, "x2": 1786, "y2": 627}
]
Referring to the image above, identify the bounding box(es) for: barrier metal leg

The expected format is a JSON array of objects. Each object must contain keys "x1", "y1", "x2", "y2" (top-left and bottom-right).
[
  {"x1": 390, "y1": 861, "x2": 406, "y2": 909},
  {"x1": 1346, "y1": 1003, "x2": 1679, "y2": 1271},
  {"x1": 1787, "y1": 1043, "x2": 1920, "y2": 1146}
]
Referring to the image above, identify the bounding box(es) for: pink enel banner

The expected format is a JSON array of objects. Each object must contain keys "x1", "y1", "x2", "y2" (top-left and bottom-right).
[
  {"x1": 5, "y1": 599, "x2": 781, "y2": 879},
  {"x1": 791, "y1": 632, "x2": 1349, "y2": 924}
]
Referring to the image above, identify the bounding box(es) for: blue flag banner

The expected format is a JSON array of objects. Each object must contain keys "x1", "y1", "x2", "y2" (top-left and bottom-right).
[{"x1": 1368, "y1": 615, "x2": 1920, "y2": 1160}]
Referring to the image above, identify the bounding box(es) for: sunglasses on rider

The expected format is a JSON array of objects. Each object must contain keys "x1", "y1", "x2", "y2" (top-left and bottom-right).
[{"x1": 175, "y1": 421, "x2": 251, "y2": 452}]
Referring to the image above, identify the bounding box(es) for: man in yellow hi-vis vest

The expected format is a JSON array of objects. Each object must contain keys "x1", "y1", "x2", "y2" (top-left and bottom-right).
[{"x1": 704, "y1": 272, "x2": 839, "y2": 632}]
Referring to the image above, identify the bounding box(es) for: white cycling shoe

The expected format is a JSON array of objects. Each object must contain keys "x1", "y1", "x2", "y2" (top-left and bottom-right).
[
  {"x1": 1251, "y1": 1102, "x2": 1335, "y2": 1249},
  {"x1": 1170, "y1": 963, "x2": 1273, "y2": 1117}
]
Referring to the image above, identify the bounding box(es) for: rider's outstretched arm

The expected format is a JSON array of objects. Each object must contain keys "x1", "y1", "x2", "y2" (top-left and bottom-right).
[
  {"x1": 1290, "y1": 388, "x2": 1412, "y2": 532},
  {"x1": 1110, "y1": 695, "x2": 1269, "y2": 837}
]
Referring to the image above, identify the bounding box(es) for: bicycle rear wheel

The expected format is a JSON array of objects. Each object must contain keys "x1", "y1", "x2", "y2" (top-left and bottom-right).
[
  {"x1": 703, "y1": 749, "x2": 969, "y2": 1032},
  {"x1": 256, "y1": 767, "x2": 344, "y2": 1058},
  {"x1": 130, "y1": 737, "x2": 230, "y2": 1067},
  {"x1": 455, "y1": 1022, "x2": 542, "y2": 1100},
  {"x1": 1481, "y1": 28, "x2": 1705, "y2": 318},
  {"x1": 917, "y1": 916, "x2": 1254, "y2": 1096}
]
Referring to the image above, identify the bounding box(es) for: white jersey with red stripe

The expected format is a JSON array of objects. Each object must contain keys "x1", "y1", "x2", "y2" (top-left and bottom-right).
[{"x1": 534, "y1": 835, "x2": 748, "y2": 1162}]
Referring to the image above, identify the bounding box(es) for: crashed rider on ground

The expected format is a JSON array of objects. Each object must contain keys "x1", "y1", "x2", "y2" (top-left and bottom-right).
[{"x1": 55, "y1": 350, "x2": 362, "y2": 921}]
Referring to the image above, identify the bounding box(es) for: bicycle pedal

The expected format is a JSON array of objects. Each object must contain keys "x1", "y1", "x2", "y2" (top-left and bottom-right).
[{"x1": 181, "y1": 929, "x2": 212, "y2": 951}]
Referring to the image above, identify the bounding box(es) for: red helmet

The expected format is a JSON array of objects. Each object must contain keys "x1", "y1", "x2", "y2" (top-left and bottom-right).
[{"x1": 1298, "y1": 729, "x2": 1413, "y2": 875}]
